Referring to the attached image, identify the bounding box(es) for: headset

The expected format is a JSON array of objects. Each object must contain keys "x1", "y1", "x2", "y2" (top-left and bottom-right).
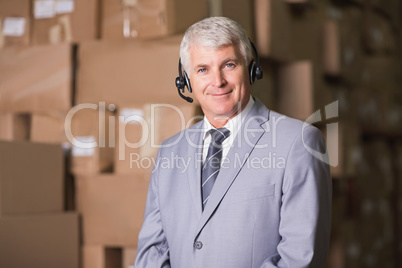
[{"x1": 175, "y1": 40, "x2": 263, "y2": 103}]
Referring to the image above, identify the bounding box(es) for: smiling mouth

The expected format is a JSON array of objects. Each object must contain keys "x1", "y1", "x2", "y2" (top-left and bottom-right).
[{"x1": 209, "y1": 90, "x2": 232, "y2": 97}]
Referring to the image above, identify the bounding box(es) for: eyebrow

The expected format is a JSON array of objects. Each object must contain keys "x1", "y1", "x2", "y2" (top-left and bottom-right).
[
  {"x1": 221, "y1": 58, "x2": 239, "y2": 66},
  {"x1": 193, "y1": 64, "x2": 208, "y2": 71},
  {"x1": 193, "y1": 57, "x2": 240, "y2": 71}
]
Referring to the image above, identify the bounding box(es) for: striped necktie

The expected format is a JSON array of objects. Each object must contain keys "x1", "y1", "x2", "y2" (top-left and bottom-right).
[{"x1": 201, "y1": 128, "x2": 230, "y2": 210}]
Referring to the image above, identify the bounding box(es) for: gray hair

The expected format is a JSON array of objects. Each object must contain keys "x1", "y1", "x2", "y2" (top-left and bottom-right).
[{"x1": 180, "y1": 16, "x2": 253, "y2": 74}]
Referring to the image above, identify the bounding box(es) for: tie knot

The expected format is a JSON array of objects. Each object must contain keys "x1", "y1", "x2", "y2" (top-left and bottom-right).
[{"x1": 209, "y1": 128, "x2": 230, "y2": 145}]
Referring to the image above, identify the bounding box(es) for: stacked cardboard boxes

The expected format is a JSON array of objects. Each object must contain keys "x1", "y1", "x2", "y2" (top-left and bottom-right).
[
  {"x1": 101, "y1": 0, "x2": 208, "y2": 40},
  {"x1": 31, "y1": 0, "x2": 100, "y2": 44},
  {"x1": 0, "y1": 141, "x2": 80, "y2": 267},
  {"x1": 0, "y1": 4, "x2": 80, "y2": 263},
  {"x1": 0, "y1": 0, "x2": 209, "y2": 267},
  {"x1": 0, "y1": 0, "x2": 31, "y2": 49},
  {"x1": 250, "y1": 1, "x2": 401, "y2": 266}
]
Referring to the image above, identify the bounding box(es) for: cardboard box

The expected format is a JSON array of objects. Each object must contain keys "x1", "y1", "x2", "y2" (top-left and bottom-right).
[
  {"x1": 277, "y1": 60, "x2": 336, "y2": 121},
  {"x1": 82, "y1": 245, "x2": 122, "y2": 268},
  {"x1": 289, "y1": 5, "x2": 324, "y2": 62},
  {"x1": 0, "y1": 212, "x2": 80, "y2": 268},
  {"x1": 82, "y1": 245, "x2": 137, "y2": 268},
  {"x1": 0, "y1": 0, "x2": 30, "y2": 49},
  {"x1": 352, "y1": 56, "x2": 401, "y2": 130},
  {"x1": 115, "y1": 103, "x2": 202, "y2": 174},
  {"x1": 370, "y1": 0, "x2": 400, "y2": 26},
  {"x1": 30, "y1": 112, "x2": 68, "y2": 144},
  {"x1": 123, "y1": 247, "x2": 137, "y2": 268},
  {"x1": 277, "y1": 61, "x2": 313, "y2": 120},
  {"x1": 76, "y1": 36, "x2": 186, "y2": 106},
  {"x1": 351, "y1": 89, "x2": 382, "y2": 129},
  {"x1": 209, "y1": 0, "x2": 255, "y2": 41},
  {"x1": 68, "y1": 104, "x2": 115, "y2": 175},
  {"x1": 321, "y1": 120, "x2": 362, "y2": 178},
  {"x1": 0, "y1": 43, "x2": 73, "y2": 113},
  {"x1": 0, "y1": 140, "x2": 64, "y2": 215},
  {"x1": 338, "y1": 7, "x2": 365, "y2": 84},
  {"x1": 31, "y1": 0, "x2": 100, "y2": 44},
  {"x1": 362, "y1": 8, "x2": 396, "y2": 54},
  {"x1": 323, "y1": 19, "x2": 340, "y2": 76},
  {"x1": 101, "y1": 0, "x2": 208, "y2": 40},
  {"x1": 76, "y1": 173, "x2": 150, "y2": 246},
  {"x1": 397, "y1": 144, "x2": 402, "y2": 195},
  {"x1": 322, "y1": 5, "x2": 365, "y2": 81},
  {"x1": 360, "y1": 56, "x2": 400, "y2": 93},
  {"x1": 254, "y1": 0, "x2": 292, "y2": 60},
  {"x1": 0, "y1": 113, "x2": 30, "y2": 141},
  {"x1": 357, "y1": 140, "x2": 394, "y2": 198},
  {"x1": 283, "y1": 0, "x2": 310, "y2": 2}
]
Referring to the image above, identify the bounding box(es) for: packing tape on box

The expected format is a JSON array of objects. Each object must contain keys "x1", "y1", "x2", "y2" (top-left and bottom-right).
[
  {"x1": 136, "y1": 1, "x2": 164, "y2": 16},
  {"x1": 121, "y1": 0, "x2": 165, "y2": 38},
  {"x1": 123, "y1": 0, "x2": 139, "y2": 7},
  {"x1": 6, "y1": 68, "x2": 69, "y2": 104},
  {"x1": 49, "y1": 15, "x2": 72, "y2": 44},
  {"x1": 123, "y1": 7, "x2": 138, "y2": 38},
  {"x1": 49, "y1": 24, "x2": 62, "y2": 44},
  {"x1": 59, "y1": 15, "x2": 72, "y2": 42}
]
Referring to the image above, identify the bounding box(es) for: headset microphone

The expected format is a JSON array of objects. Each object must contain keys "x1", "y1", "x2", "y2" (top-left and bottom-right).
[{"x1": 174, "y1": 39, "x2": 262, "y2": 103}]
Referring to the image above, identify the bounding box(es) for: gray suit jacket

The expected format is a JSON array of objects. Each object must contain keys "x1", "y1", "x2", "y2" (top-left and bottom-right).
[{"x1": 135, "y1": 99, "x2": 332, "y2": 268}]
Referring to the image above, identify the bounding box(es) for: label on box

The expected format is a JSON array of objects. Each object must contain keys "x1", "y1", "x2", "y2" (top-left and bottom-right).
[
  {"x1": 122, "y1": 0, "x2": 139, "y2": 7},
  {"x1": 55, "y1": 0, "x2": 75, "y2": 14},
  {"x1": 120, "y1": 108, "x2": 144, "y2": 124},
  {"x1": 34, "y1": 0, "x2": 56, "y2": 19},
  {"x1": 72, "y1": 136, "x2": 96, "y2": 157},
  {"x1": 2, "y1": 17, "x2": 26, "y2": 36}
]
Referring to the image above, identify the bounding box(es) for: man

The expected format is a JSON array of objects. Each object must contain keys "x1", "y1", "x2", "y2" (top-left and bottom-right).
[{"x1": 135, "y1": 17, "x2": 331, "y2": 268}]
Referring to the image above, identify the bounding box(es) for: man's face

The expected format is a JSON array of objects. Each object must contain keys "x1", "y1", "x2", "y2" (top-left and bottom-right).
[{"x1": 188, "y1": 45, "x2": 251, "y2": 127}]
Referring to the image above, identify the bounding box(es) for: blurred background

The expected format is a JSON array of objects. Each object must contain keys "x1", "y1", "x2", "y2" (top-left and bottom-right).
[{"x1": 0, "y1": 0, "x2": 401, "y2": 267}]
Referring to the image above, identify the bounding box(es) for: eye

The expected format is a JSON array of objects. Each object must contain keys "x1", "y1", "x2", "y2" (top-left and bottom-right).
[
  {"x1": 198, "y1": 68, "x2": 206, "y2": 73},
  {"x1": 225, "y1": 62, "x2": 235, "y2": 68}
]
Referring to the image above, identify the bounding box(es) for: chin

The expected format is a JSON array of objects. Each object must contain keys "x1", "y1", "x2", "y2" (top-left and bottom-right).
[{"x1": 212, "y1": 107, "x2": 238, "y2": 119}]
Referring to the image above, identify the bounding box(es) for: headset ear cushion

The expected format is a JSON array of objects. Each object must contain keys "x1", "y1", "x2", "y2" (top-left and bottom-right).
[
  {"x1": 175, "y1": 76, "x2": 185, "y2": 92},
  {"x1": 249, "y1": 61, "x2": 256, "y2": 85},
  {"x1": 183, "y1": 71, "x2": 192, "y2": 93}
]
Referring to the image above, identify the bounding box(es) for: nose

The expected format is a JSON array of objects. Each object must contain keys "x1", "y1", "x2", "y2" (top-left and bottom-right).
[{"x1": 212, "y1": 69, "x2": 226, "y2": 87}]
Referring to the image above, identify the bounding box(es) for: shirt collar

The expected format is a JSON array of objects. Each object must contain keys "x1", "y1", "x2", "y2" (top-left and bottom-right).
[{"x1": 203, "y1": 96, "x2": 255, "y2": 141}]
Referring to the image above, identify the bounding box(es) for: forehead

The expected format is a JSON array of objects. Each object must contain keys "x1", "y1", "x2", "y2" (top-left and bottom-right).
[{"x1": 188, "y1": 45, "x2": 242, "y2": 65}]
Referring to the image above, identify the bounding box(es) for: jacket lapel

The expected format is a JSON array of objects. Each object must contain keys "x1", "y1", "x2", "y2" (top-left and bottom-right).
[
  {"x1": 186, "y1": 121, "x2": 204, "y2": 220},
  {"x1": 194, "y1": 99, "x2": 270, "y2": 238}
]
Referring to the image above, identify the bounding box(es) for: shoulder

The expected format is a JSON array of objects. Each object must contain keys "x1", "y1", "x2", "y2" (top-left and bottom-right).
[{"x1": 267, "y1": 110, "x2": 322, "y2": 140}]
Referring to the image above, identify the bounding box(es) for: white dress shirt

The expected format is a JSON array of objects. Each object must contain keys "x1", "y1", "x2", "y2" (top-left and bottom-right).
[{"x1": 202, "y1": 97, "x2": 255, "y2": 163}]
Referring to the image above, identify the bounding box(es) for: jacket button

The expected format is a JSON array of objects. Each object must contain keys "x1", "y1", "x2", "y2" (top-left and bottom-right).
[{"x1": 194, "y1": 241, "x2": 203, "y2": 250}]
